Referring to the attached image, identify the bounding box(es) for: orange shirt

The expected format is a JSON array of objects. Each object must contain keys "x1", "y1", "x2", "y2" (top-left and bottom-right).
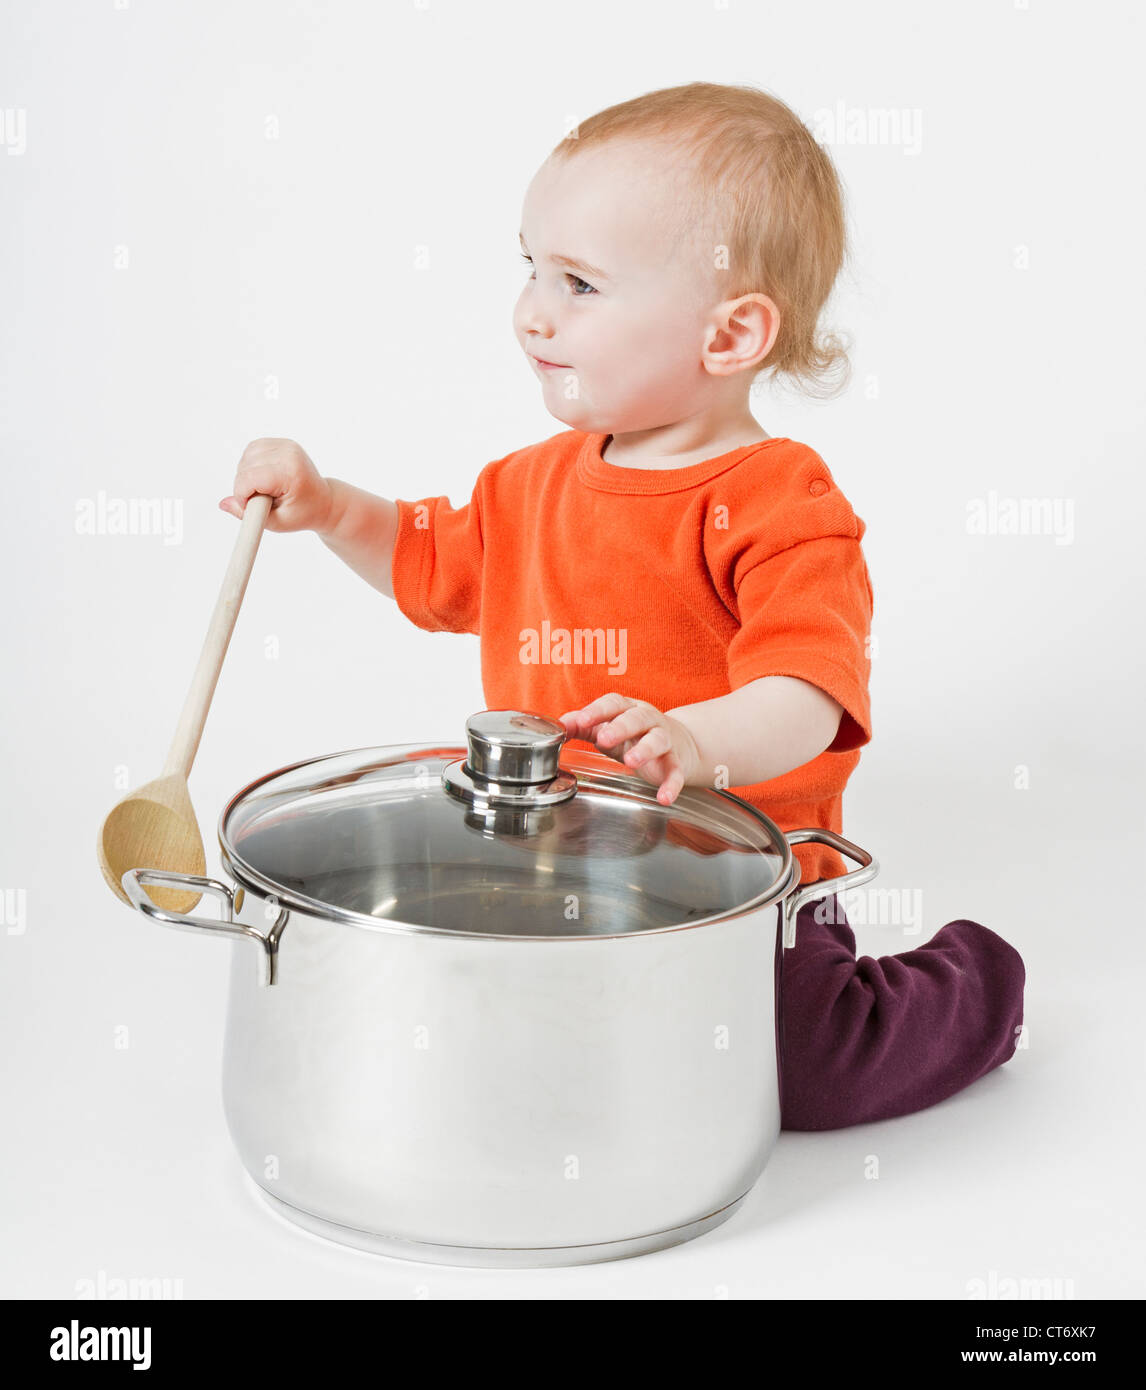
[{"x1": 390, "y1": 428, "x2": 873, "y2": 887}]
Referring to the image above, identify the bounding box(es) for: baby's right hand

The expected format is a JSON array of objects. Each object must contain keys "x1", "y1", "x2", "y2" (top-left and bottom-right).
[{"x1": 220, "y1": 438, "x2": 335, "y2": 534}]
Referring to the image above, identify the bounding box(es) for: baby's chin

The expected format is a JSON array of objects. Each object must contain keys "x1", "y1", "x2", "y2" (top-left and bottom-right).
[
  {"x1": 541, "y1": 398, "x2": 598, "y2": 432},
  {"x1": 537, "y1": 387, "x2": 609, "y2": 434}
]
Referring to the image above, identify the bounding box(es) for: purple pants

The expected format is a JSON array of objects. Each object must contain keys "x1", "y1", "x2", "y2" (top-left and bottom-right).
[{"x1": 777, "y1": 894, "x2": 1026, "y2": 1131}]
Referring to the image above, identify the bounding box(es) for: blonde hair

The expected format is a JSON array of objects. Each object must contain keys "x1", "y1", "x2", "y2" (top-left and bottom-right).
[{"x1": 549, "y1": 82, "x2": 851, "y2": 399}]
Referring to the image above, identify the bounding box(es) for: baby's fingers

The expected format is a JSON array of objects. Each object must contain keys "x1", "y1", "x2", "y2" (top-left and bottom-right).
[
  {"x1": 653, "y1": 762, "x2": 686, "y2": 805},
  {"x1": 219, "y1": 492, "x2": 280, "y2": 526},
  {"x1": 626, "y1": 746, "x2": 685, "y2": 805},
  {"x1": 231, "y1": 462, "x2": 287, "y2": 508},
  {"x1": 621, "y1": 725, "x2": 673, "y2": 769},
  {"x1": 559, "y1": 693, "x2": 633, "y2": 738},
  {"x1": 622, "y1": 730, "x2": 686, "y2": 802},
  {"x1": 596, "y1": 703, "x2": 657, "y2": 749}
]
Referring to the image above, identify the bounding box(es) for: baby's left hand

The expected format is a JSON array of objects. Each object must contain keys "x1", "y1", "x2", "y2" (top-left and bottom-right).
[{"x1": 558, "y1": 694, "x2": 700, "y2": 805}]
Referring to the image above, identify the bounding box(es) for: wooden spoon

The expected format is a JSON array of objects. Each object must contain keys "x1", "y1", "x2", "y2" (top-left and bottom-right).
[{"x1": 98, "y1": 493, "x2": 273, "y2": 913}]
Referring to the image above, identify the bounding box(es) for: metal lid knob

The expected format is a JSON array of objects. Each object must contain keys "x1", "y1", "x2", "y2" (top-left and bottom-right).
[
  {"x1": 464, "y1": 711, "x2": 567, "y2": 784},
  {"x1": 443, "y1": 710, "x2": 577, "y2": 812}
]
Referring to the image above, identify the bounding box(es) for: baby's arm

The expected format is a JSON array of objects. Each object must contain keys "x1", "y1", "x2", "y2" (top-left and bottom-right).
[
  {"x1": 221, "y1": 438, "x2": 399, "y2": 598},
  {"x1": 318, "y1": 479, "x2": 399, "y2": 599},
  {"x1": 563, "y1": 678, "x2": 844, "y2": 804},
  {"x1": 667, "y1": 676, "x2": 844, "y2": 787}
]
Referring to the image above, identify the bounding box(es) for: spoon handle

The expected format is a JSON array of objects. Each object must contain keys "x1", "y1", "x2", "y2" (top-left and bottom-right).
[{"x1": 163, "y1": 493, "x2": 273, "y2": 780}]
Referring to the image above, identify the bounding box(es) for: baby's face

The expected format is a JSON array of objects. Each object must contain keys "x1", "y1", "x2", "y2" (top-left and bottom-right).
[{"x1": 513, "y1": 140, "x2": 724, "y2": 435}]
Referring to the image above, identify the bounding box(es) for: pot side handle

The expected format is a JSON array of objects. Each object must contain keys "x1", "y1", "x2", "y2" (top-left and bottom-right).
[
  {"x1": 781, "y1": 829, "x2": 879, "y2": 949},
  {"x1": 122, "y1": 868, "x2": 275, "y2": 985}
]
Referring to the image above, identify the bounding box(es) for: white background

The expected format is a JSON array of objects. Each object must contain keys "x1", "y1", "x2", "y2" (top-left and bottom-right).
[{"x1": 1, "y1": 0, "x2": 1143, "y2": 1299}]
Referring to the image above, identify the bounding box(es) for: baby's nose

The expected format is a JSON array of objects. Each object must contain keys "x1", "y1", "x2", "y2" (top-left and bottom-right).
[{"x1": 514, "y1": 291, "x2": 554, "y2": 339}]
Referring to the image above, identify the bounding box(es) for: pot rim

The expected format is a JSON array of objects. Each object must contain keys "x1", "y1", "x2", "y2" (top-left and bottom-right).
[{"x1": 216, "y1": 741, "x2": 799, "y2": 941}]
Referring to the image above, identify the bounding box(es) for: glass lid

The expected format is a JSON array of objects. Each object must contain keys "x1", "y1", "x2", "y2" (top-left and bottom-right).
[{"x1": 219, "y1": 710, "x2": 793, "y2": 939}]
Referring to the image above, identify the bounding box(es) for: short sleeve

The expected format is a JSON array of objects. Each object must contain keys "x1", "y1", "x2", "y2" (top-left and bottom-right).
[
  {"x1": 726, "y1": 535, "x2": 873, "y2": 753},
  {"x1": 390, "y1": 480, "x2": 484, "y2": 635}
]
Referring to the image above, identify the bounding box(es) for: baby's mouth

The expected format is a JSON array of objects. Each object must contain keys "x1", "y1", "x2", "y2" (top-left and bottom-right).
[{"x1": 530, "y1": 354, "x2": 570, "y2": 370}]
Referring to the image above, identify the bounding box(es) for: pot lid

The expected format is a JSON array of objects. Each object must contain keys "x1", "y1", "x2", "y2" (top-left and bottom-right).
[{"x1": 219, "y1": 710, "x2": 794, "y2": 939}]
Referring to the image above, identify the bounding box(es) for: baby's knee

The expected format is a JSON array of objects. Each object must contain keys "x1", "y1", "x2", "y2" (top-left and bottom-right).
[
  {"x1": 931, "y1": 918, "x2": 1026, "y2": 1006},
  {"x1": 779, "y1": 916, "x2": 1026, "y2": 1131}
]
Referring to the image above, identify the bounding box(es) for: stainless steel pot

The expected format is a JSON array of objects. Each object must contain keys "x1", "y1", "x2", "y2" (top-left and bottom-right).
[{"x1": 123, "y1": 709, "x2": 877, "y2": 1267}]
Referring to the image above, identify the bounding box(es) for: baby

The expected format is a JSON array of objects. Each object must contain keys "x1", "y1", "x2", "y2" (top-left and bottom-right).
[{"x1": 222, "y1": 81, "x2": 1024, "y2": 1131}]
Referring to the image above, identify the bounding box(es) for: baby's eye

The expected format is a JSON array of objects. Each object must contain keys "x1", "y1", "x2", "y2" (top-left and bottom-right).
[{"x1": 518, "y1": 252, "x2": 596, "y2": 296}]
